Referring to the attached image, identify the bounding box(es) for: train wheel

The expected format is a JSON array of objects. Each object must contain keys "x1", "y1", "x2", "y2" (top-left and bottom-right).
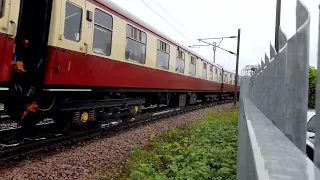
[
  {"x1": 0, "y1": 129, "x2": 19, "y2": 146},
  {"x1": 120, "y1": 115, "x2": 133, "y2": 122},
  {"x1": 19, "y1": 111, "x2": 47, "y2": 140},
  {"x1": 121, "y1": 104, "x2": 141, "y2": 122},
  {"x1": 0, "y1": 103, "x2": 20, "y2": 145},
  {"x1": 51, "y1": 111, "x2": 72, "y2": 134}
]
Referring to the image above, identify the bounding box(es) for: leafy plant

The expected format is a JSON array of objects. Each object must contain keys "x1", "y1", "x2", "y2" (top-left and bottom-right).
[
  {"x1": 116, "y1": 108, "x2": 239, "y2": 180},
  {"x1": 309, "y1": 66, "x2": 317, "y2": 108}
]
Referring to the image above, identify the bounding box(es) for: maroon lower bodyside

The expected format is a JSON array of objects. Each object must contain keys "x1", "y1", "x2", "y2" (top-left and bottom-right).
[
  {"x1": 0, "y1": 33, "x2": 15, "y2": 83},
  {"x1": 43, "y1": 47, "x2": 239, "y2": 92}
]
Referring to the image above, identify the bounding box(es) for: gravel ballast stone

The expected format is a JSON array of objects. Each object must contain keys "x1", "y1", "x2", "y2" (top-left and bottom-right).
[{"x1": 0, "y1": 103, "x2": 234, "y2": 180}]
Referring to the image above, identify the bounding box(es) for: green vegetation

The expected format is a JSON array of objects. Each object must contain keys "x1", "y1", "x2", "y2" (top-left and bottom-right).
[
  {"x1": 117, "y1": 108, "x2": 238, "y2": 180},
  {"x1": 309, "y1": 66, "x2": 317, "y2": 108}
]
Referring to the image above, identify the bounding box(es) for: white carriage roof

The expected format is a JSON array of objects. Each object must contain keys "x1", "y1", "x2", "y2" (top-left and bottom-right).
[{"x1": 97, "y1": 0, "x2": 235, "y2": 74}]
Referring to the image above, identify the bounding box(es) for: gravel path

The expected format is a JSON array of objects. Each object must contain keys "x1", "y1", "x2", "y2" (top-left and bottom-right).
[{"x1": 0, "y1": 103, "x2": 234, "y2": 180}]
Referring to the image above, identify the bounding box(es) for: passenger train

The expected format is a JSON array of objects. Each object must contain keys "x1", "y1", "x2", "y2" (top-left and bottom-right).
[{"x1": 0, "y1": 0, "x2": 239, "y2": 139}]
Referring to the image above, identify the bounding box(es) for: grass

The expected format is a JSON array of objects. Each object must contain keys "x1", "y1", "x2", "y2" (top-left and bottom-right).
[{"x1": 102, "y1": 107, "x2": 238, "y2": 180}]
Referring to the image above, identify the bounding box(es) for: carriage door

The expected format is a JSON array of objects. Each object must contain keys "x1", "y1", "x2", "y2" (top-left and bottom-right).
[
  {"x1": 53, "y1": 0, "x2": 88, "y2": 78},
  {"x1": 0, "y1": 0, "x2": 20, "y2": 82},
  {"x1": 58, "y1": 0, "x2": 88, "y2": 65},
  {"x1": 13, "y1": 0, "x2": 53, "y2": 86}
]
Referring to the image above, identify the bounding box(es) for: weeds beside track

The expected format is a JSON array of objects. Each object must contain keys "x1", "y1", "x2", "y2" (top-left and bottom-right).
[{"x1": 117, "y1": 105, "x2": 238, "y2": 180}]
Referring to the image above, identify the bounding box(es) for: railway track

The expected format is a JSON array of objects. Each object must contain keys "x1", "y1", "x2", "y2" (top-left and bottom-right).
[{"x1": 0, "y1": 99, "x2": 233, "y2": 162}]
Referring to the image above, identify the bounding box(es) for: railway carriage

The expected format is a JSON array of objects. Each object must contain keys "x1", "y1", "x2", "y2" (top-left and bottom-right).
[{"x1": 0, "y1": 0, "x2": 239, "y2": 140}]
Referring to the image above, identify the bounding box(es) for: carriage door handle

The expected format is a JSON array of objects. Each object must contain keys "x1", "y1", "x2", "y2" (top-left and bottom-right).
[
  {"x1": 7, "y1": 20, "x2": 16, "y2": 38},
  {"x1": 83, "y1": 42, "x2": 88, "y2": 55}
]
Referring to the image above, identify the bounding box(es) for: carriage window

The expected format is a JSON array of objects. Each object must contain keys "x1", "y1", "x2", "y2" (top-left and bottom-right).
[
  {"x1": 156, "y1": 40, "x2": 170, "y2": 70},
  {"x1": 189, "y1": 56, "x2": 196, "y2": 76},
  {"x1": 176, "y1": 49, "x2": 185, "y2": 73},
  {"x1": 215, "y1": 68, "x2": 218, "y2": 81},
  {"x1": 64, "y1": 1, "x2": 82, "y2": 42},
  {"x1": 202, "y1": 62, "x2": 207, "y2": 79},
  {"x1": 125, "y1": 25, "x2": 147, "y2": 64},
  {"x1": 177, "y1": 49, "x2": 185, "y2": 59},
  {"x1": 92, "y1": 9, "x2": 113, "y2": 56},
  {"x1": 209, "y1": 66, "x2": 213, "y2": 80},
  {"x1": 0, "y1": 0, "x2": 4, "y2": 18}
]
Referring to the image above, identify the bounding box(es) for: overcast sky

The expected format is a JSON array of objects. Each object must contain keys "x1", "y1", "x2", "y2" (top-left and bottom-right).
[{"x1": 109, "y1": 0, "x2": 319, "y2": 73}]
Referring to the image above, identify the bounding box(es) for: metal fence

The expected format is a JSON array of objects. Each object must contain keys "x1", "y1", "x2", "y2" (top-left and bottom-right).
[{"x1": 236, "y1": 0, "x2": 320, "y2": 179}]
